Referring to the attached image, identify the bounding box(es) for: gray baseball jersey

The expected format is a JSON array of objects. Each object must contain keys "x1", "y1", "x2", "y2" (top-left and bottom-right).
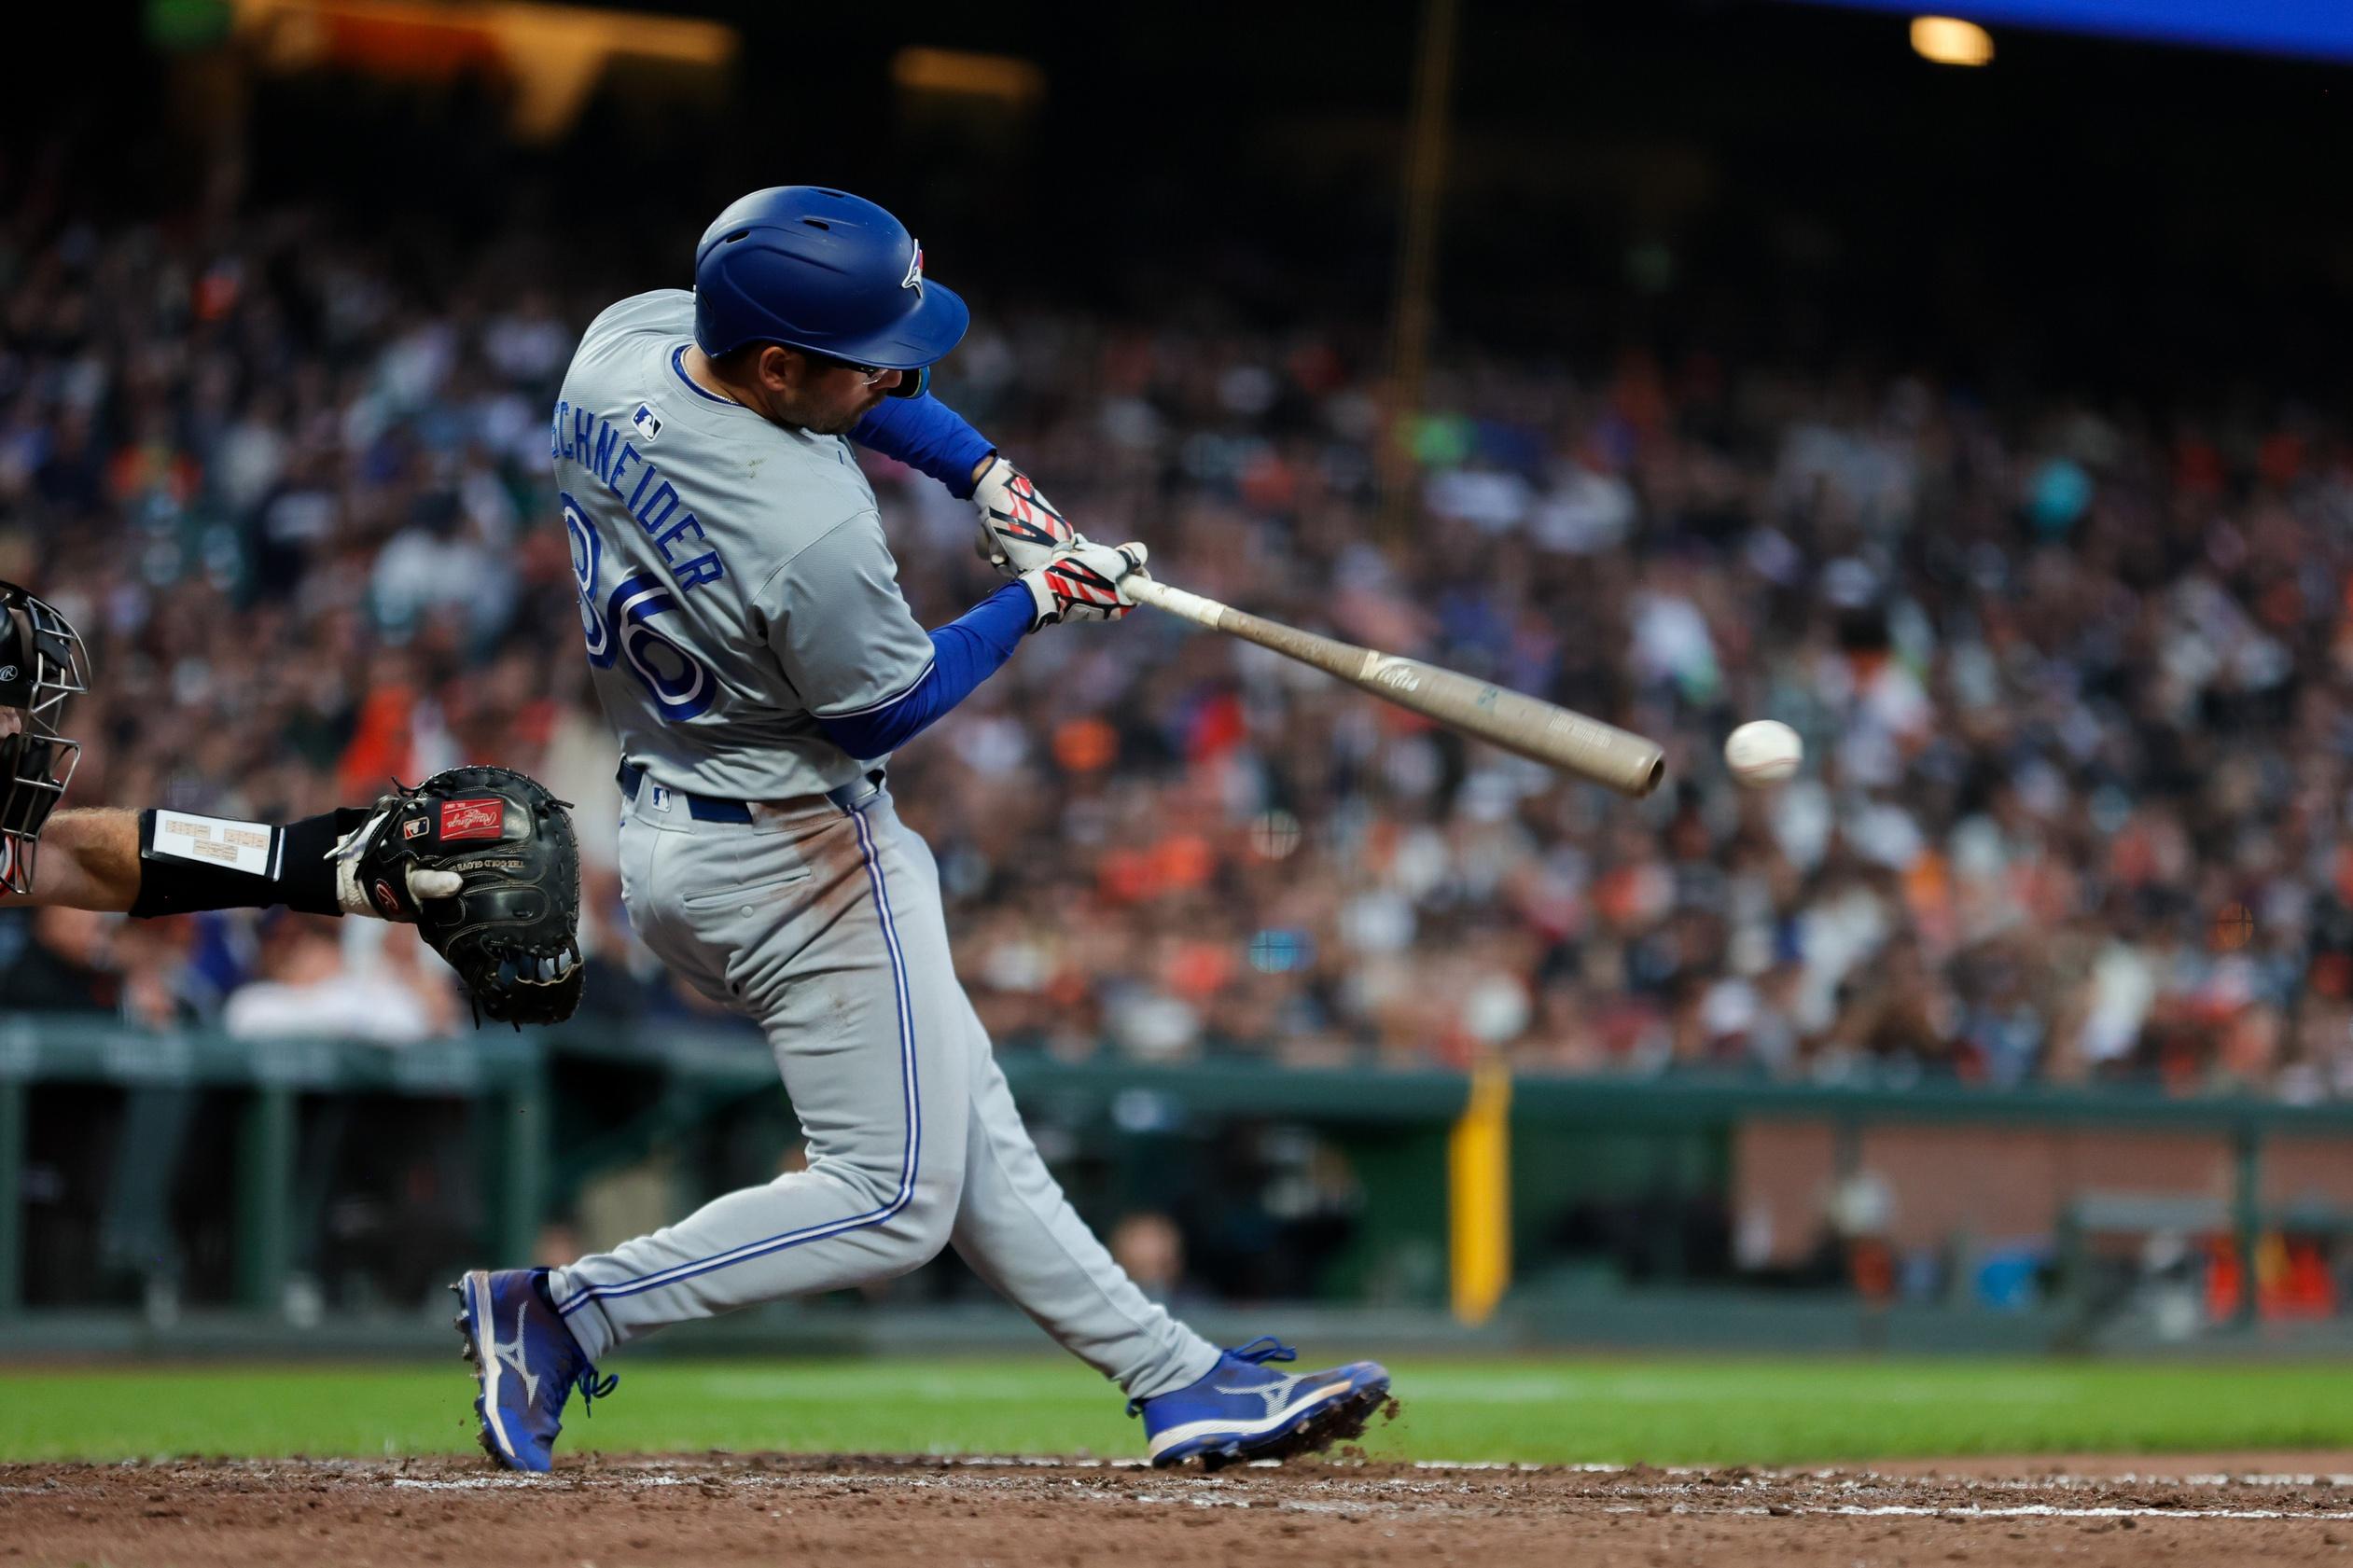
[
  {"x1": 543, "y1": 290, "x2": 1219, "y2": 1404},
  {"x1": 553, "y1": 289, "x2": 935, "y2": 800}
]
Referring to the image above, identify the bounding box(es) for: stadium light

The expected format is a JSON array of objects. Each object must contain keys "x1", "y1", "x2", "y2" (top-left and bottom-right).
[
  {"x1": 1911, "y1": 15, "x2": 1995, "y2": 64},
  {"x1": 219, "y1": 0, "x2": 738, "y2": 142},
  {"x1": 890, "y1": 47, "x2": 1046, "y2": 107}
]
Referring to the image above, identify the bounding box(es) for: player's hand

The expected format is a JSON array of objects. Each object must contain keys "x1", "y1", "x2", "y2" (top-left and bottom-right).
[
  {"x1": 1021, "y1": 541, "x2": 1149, "y2": 629},
  {"x1": 331, "y1": 807, "x2": 465, "y2": 919},
  {"x1": 972, "y1": 456, "x2": 1085, "y2": 578}
]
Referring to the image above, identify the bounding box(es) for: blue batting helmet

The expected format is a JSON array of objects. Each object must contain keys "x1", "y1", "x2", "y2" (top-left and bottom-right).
[{"x1": 692, "y1": 187, "x2": 969, "y2": 382}]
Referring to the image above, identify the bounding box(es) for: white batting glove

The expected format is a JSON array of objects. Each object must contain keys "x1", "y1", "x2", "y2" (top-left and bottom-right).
[
  {"x1": 972, "y1": 456, "x2": 1085, "y2": 578},
  {"x1": 330, "y1": 805, "x2": 464, "y2": 920},
  {"x1": 1021, "y1": 541, "x2": 1149, "y2": 629}
]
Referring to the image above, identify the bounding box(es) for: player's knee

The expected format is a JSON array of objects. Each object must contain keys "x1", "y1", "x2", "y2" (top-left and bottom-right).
[
  {"x1": 867, "y1": 1176, "x2": 960, "y2": 1277},
  {"x1": 807, "y1": 1154, "x2": 958, "y2": 1277}
]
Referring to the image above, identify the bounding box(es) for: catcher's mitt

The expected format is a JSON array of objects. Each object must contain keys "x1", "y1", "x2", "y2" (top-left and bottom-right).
[{"x1": 333, "y1": 766, "x2": 584, "y2": 1028}]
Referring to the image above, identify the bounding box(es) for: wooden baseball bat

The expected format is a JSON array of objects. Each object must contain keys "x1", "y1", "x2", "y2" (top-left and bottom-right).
[{"x1": 1124, "y1": 576, "x2": 1666, "y2": 798}]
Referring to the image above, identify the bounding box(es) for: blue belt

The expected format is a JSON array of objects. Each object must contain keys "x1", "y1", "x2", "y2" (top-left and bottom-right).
[{"x1": 616, "y1": 763, "x2": 882, "y2": 823}]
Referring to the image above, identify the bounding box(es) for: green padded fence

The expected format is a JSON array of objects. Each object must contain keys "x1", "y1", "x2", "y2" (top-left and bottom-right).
[{"x1": 6, "y1": 1015, "x2": 2353, "y2": 1330}]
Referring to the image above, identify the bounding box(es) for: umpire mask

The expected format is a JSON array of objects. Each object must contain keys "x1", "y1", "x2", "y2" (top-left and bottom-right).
[{"x1": 0, "y1": 581, "x2": 90, "y2": 896}]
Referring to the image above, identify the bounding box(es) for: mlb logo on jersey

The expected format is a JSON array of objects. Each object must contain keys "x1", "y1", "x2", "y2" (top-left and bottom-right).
[{"x1": 633, "y1": 403, "x2": 664, "y2": 442}]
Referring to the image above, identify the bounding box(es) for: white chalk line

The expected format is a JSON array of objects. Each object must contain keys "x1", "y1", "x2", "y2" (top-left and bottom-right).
[
  {"x1": 373, "y1": 1467, "x2": 2353, "y2": 1523},
  {"x1": 20, "y1": 1455, "x2": 2353, "y2": 1521},
  {"x1": 27, "y1": 1469, "x2": 2353, "y2": 1525},
  {"x1": 1606, "y1": 1503, "x2": 2353, "y2": 1522},
  {"x1": 10, "y1": 1454, "x2": 2352, "y2": 1485},
  {"x1": 228, "y1": 1474, "x2": 2353, "y2": 1523}
]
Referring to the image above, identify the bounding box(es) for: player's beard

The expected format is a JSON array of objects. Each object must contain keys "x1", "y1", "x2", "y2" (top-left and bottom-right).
[
  {"x1": 770, "y1": 387, "x2": 874, "y2": 437},
  {"x1": 802, "y1": 390, "x2": 890, "y2": 437}
]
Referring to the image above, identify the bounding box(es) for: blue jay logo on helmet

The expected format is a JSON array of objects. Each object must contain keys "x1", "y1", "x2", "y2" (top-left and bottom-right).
[{"x1": 901, "y1": 243, "x2": 925, "y2": 296}]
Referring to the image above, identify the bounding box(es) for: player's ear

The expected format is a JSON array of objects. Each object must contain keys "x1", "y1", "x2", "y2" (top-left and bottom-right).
[{"x1": 759, "y1": 344, "x2": 801, "y2": 394}]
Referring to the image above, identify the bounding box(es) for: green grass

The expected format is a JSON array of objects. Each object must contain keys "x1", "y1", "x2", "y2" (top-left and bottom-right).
[{"x1": 4, "y1": 1357, "x2": 2351, "y2": 1466}]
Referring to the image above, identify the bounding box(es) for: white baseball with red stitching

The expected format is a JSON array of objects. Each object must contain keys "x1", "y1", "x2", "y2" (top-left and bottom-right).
[{"x1": 1725, "y1": 719, "x2": 1803, "y2": 786}]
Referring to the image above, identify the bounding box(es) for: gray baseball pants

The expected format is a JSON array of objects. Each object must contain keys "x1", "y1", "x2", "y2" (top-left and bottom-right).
[{"x1": 548, "y1": 784, "x2": 1220, "y2": 1400}]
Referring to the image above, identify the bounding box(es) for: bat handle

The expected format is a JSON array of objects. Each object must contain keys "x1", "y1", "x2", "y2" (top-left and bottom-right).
[{"x1": 1122, "y1": 573, "x2": 1225, "y2": 631}]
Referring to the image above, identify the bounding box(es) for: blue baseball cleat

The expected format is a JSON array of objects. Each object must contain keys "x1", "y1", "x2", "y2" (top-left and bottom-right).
[
  {"x1": 452, "y1": 1268, "x2": 618, "y2": 1472},
  {"x1": 1134, "y1": 1337, "x2": 1391, "y2": 1469}
]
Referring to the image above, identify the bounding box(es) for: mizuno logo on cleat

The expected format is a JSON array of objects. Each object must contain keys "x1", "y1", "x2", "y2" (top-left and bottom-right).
[
  {"x1": 1213, "y1": 1371, "x2": 1313, "y2": 1418},
  {"x1": 494, "y1": 1302, "x2": 541, "y2": 1405}
]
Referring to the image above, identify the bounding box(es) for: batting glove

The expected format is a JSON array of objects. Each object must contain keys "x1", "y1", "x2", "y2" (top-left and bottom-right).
[
  {"x1": 331, "y1": 804, "x2": 465, "y2": 918},
  {"x1": 973, "y1": 456, "x2": 1085, "y2": 577},
  {"x1": 1022, "y1": 541, "x2": 1149, "y2": 630}
]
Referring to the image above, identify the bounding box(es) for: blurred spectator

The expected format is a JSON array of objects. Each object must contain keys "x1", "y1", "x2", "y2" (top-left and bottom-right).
[
  {"x1": 0, "y1": 907, "x2": 120, "y2": 1014},
  {"x1": 1109, "y1": 1211, "x2": 1204, "y2": 1308},
  {"x1": 221, "y1": 914, "x2": 455, "y2": 1044}
]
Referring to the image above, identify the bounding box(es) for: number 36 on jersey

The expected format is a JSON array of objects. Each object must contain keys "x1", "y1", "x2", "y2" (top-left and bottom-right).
[{"x1": 564, "y1": 493, "x2": 717, "y2": 723}]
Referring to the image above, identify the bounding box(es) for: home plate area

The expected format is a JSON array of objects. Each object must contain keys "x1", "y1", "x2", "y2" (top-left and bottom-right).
[{"x1": 9, "y1": 1451, "x2": 2353, "y2": 1566}]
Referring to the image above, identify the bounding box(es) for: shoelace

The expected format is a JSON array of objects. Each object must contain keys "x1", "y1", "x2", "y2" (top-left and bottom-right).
[
  {"x1": 1128, "y1": 1338, "x2": 1299, "y2": 1416},
  {"x1": 575, "y1": 1368, "x2": 620, "y2": 1415}
]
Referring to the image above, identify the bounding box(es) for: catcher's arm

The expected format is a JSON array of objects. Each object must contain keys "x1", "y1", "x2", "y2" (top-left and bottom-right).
[
  {"x1": 9, "y1": 804, "x2": 458, "y2": 920},
  {"x1": 3, "y1": 808, "x2": 140, "y2": 909},
  {"x1": 9, "y1": 804, "x2": 416, "y2": 915},
  {"x1": 13, "y1": 797, "x2": 460, "y2": 920},
  {"x1": 20, "y1": 775, "x2": 583, "y2": 1029}
]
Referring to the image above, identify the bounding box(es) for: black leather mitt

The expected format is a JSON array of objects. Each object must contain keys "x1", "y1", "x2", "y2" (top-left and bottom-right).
[{"x1": 337, "y1": 766, "x2": 584, "y2": 1028}]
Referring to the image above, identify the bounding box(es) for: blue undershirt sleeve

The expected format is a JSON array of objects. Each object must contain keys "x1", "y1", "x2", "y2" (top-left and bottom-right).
[
  {"x1": 849, "y1": 393, "x2": 996, "y2": 498},
  {"x1": 815, "y1": 581, "x2": 1036, "y2": 758}
]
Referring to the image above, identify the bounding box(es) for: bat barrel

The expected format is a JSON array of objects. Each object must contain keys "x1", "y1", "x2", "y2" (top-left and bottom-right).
[
  {"x1": 1421, "y1": 666, "x2": 1664, "y2": 797},
  {"x1": 1125, "y1": 574, "x2": 1667, "y2": 798}
]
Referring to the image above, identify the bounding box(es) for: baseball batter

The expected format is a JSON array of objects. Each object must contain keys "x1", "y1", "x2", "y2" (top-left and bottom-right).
[{"x1": 456, "y1": 187, "x2": 1388, "y2": 1471}]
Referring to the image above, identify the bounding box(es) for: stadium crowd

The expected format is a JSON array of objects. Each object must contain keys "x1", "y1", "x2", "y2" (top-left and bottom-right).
[{"x1": 5, "y1": 205, "x2": 2352, "y2": 1102}]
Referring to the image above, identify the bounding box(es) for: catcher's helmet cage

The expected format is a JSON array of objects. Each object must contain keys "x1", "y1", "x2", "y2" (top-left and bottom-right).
[
  {"x1": 0, "y1": 580, "x2": 90, "y2": 896},
  {"x1": 692, "y1": 186, "x2": 968, "y2": 396}
]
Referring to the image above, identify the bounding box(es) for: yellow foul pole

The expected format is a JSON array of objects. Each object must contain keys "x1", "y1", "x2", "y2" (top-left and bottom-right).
[{"x1": 1448, "y1": 1054, "x2": 1511, "y2": 1325}]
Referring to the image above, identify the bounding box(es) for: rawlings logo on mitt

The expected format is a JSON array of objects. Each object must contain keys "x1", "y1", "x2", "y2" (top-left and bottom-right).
[{"x1": 335, "y1": 766, "x2": 585, "y2": 1028}]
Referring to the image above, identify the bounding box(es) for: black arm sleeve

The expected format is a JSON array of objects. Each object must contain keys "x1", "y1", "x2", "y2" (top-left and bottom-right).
[{"x1": 127, "y1": 806, "x2": 369, "y2": 919}]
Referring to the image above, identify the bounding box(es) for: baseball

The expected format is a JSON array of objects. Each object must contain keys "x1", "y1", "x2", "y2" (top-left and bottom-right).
[{"x1": 1724, "y1": 719, "x2": 1802, "y2": 786}]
